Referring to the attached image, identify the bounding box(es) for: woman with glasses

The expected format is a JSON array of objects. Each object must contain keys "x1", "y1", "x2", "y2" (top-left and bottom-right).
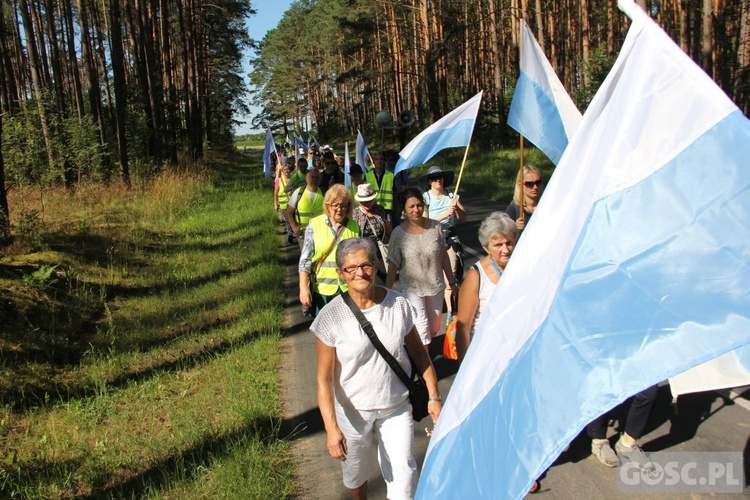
[
  {"x1": 419, "y1": 165, "x2": 466, "y2": 315},
  {"x1": 506, "y1": 164, "x2": 544, "y2": 232},
  {"x1": 313, "y1": 238, "x2": 442, "y2": 499},
  {"x1": 386, "y1": 187, "x2": 459, "y2": 349},
  {"x1": 299, "y1": 184, "x2": 360, "y2": 317}
]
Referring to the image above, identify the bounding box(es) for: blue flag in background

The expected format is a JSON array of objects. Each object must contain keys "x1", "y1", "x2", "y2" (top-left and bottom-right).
[
  {"x1": 507, "y1": 20, "x2": 582, "y2": 165},
  {"x1": 394, "y1": 91, "x2": 482, "y2": 175},
  {"x1": 262, "y1": 127, "x2": 274, "y2": 180},
  {"x1": 418, "y1": 2, "x2": 750, "y2": 499},
  {"x1": 355, "y1": 131, "x2": 371, "y2": 172}
]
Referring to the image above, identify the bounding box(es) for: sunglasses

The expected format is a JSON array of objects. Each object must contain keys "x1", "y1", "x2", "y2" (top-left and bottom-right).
[
  {"x1": 428, "y1": 175, "x2": 443, "y2": 182},
  {"x1": 524, "y1": 180, "x2": 543, "y2": 188}
]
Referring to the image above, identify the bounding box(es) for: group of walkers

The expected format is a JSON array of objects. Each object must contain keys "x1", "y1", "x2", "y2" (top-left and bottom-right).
[{"x1": 272, "y1": 146, "x2": 656, "y2": 499}]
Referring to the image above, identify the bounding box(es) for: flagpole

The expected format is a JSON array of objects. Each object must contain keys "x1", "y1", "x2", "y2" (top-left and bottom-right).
[
  {"x1": 518, "y1": 135, "x2": 525, "y2": 221},
  {"x1": 453, "y1": 142, "x2": 472, "y2": 196}
]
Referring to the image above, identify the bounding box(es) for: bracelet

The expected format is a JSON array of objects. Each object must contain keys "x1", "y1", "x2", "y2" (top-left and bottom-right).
[{"x1": 428, "y1": 397, "x2": 442, "y2": 403}]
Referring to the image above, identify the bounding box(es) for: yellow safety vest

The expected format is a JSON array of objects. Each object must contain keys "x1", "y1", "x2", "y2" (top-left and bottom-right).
[
  {"x1": 365, "y1": 170, "x2": 395, "y2": 210},
  {"x1": 310, "y1": 215, "x2": 360, "y2": 296},
  {"x1": 295, "y1": 188, "x2": 324, "y2": 231},
  {"x1": 277, "y1": 176, "x2": 291, "y2": 210}
]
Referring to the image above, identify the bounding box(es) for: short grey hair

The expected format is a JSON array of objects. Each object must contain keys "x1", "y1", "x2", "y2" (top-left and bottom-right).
[
  {"x1": 478, "y1": 212, "x2": 518, "y2": 247},
  {"x1": 336, "y1": 238, "x2": 379, "y2": 268}
]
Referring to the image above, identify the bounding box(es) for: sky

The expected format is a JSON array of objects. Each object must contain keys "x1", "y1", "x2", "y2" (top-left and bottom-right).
[{"x1": 236, "y1": 0, "x2": 295, "y2": 136}]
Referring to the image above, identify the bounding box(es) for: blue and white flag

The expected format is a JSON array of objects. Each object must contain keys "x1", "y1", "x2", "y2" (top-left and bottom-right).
[
  {"x1": 355, "y1": 131, "x2": 371, "y2": 172},
  {"x1": 262, "y1": 127, "x2": 275, "y2": 180},
  {"x1": 417, "y1": 2, "x2": 750, "y2": 499},
  {"x1": 394, "y1": 91, "x2": 482, "y2": 175},
  {"x1": 507, "y1": 20, "x2": 582, "y2": 165},
  {"x1": 344, "y1": 142, "x2": 352, "y2": 188},
  {"x1": 295, "y1": 135, "x2": 308, "y2": 155}
]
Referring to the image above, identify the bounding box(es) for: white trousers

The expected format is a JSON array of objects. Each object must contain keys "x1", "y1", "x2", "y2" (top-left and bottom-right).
[
  {"x1": 335, "y1": 400, "x2": 417, "y2": 499},
  {"x1": 402, "y1": 289, "x2": 444, "y2": 344}
]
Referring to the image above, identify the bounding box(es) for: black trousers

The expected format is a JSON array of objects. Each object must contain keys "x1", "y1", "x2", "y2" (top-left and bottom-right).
[{"x1": 587, "y1": 384, "x2": 658, "y2": 440}]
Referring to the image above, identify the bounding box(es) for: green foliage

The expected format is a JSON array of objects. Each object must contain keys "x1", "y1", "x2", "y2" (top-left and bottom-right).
[
  {"x1": 61, "y1": 116, "x2": 105, "y2": 183},
  {"x1": 573, "y1": 45, "x2": 618, "y2": 112},
  {"x1": 22, "y1": 265, "x2": 60, "y2": 291},
  {"x1": 2, "y1": 108, "x2": 61, "y2": 188}
]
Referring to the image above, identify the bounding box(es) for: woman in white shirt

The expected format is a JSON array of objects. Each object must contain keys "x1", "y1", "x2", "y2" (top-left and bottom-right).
[{"x1": 313, "y1": 238, "x2": 441, "y2": 499}]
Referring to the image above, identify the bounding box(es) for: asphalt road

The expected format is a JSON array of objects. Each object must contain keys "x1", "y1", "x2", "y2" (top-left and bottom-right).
[{"x1": 279, "y1": 193, "x2": 750, "y2": 499}]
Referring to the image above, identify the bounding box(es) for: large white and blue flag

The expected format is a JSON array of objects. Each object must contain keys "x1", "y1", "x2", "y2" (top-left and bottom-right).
[
  {"x1": 355, "y1": 131, "x2": 371, "y2": 172},
  {"x1": 418, "y1": 2, "x2": 750, "y2": 499},
  {"x1": 507, "y1": 20, "x2": 582, "y2": 165},
  {"x1": 262, "y1": 127, "x2": 275, "y2": 180},
  {"x1": 394, "y1": 91, "x2": 482, "y2": 175}
]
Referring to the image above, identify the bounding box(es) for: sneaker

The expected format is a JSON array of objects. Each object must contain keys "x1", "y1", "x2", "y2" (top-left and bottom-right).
[
  {"x1": 615, "y1": 438, "x2": 655, "y2": 473},
  {"x1": 591, "y1": 439, "x2": 618, "y2": 467}
]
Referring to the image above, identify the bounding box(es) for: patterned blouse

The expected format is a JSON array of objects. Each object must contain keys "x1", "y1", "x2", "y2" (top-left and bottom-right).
[{"x1": 353, "y1": 204, "x2": 389, "y2": 244}]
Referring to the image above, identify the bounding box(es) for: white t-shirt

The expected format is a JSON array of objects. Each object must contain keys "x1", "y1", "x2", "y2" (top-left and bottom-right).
[
  {"x1": 472, "y1": 262, "x2": 497, "y2": 336},
  {"x1": 311, "y1": 288, "x2": 416, "y2": 411},
  {"x1": 287, "y1": 187, "x2": 318, "y2": 210}
]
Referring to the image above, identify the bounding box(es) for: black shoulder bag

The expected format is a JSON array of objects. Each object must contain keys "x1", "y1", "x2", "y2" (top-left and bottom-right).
[{"x1": 341, "y1": 292, "x2": 429, "y2": 421}]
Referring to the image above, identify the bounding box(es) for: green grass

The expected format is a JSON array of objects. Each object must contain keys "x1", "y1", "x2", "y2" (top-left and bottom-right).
[{"x1": 0, "y1": 151, "x2": 294, "y2": 498}]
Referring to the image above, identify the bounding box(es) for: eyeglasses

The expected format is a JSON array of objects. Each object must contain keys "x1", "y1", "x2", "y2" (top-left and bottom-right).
[
  {"x1": 329, "y1": 203, "x2": 348, "y2": 210},
  {"x1": 524, "y1": 180, "x2": 543, "y2": 188},
  {"x1": 428, "y1": 175, "x2": 443, "y2": 182},
  {"x1": 340, "y1": 262, "x2": 376, "y2": 275}
]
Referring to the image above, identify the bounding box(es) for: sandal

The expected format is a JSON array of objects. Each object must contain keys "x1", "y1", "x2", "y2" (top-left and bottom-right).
[{"x1": 528, "y1": 479, "x2": 540, "y2": 494}]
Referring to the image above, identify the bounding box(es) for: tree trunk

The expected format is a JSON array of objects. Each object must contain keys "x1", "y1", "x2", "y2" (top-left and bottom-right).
[
  {"x1": 109, "y1": 0, "x2": 131, "y2": 187},
  {"x1": 18, "y1": 0, "x2": 55, "y2": 171},
  {"x1": 701, "y1": 0, "x2": 713, "y2": 75},
  {"x1": 581, "y1": 0, "x2": 591, "y2": 88},
  {"x1": 0, "y1": 110, "x2": 9, "y2": 239}
]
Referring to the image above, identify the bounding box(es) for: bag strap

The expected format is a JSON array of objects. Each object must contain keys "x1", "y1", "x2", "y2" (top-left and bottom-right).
[
  {"x1": 293, "y1": 185, "x2": 306, "y2": 225},
  {"x1": 312, "y1": 221, "x2": 346, "y2": 275},
  {"x1": 341, "y1": 291, "x2": 417, "y2": 391}
]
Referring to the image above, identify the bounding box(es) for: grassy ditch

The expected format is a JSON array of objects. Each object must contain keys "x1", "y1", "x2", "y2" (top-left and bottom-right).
[{"x1": 0, "y1": 151, "x2": 294, "y2": 498}]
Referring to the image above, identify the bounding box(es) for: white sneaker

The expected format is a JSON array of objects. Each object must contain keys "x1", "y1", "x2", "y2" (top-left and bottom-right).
[
  {"x1": 615, "y1": 437, "x2": 655, "y2": 473},
  {"x1": 591, "y1": 439, "x2": 618, "y2": 467}
]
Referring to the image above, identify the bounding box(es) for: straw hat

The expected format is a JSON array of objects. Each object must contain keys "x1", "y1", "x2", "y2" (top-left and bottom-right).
[{"x1": 354, "y1": 183, "x2": 378, "y2": 202}]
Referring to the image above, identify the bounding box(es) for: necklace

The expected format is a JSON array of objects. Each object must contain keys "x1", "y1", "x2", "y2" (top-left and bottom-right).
[{"x1": 490, "y1": 258, "x2": 503, "y2": 278}]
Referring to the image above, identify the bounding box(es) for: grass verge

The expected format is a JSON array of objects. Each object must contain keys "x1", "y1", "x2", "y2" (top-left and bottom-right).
[{"x1": 0, "y1": 151, "x2": 294, "y2": 498}]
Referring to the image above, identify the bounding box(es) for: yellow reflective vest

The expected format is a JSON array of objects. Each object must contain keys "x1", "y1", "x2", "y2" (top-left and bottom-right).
[
  {"x1": 310, "y1": 215, "x2": 360, "y2": 296},
  {"x1": 277, "y1": 176, "x2": 291, "y2": 210},
  {"x1": 295, "y1": 188, "x2": 324, "y2": 231},
  {"x1": 365, "y1": 170, "x2": 395, "y2": 210}
]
